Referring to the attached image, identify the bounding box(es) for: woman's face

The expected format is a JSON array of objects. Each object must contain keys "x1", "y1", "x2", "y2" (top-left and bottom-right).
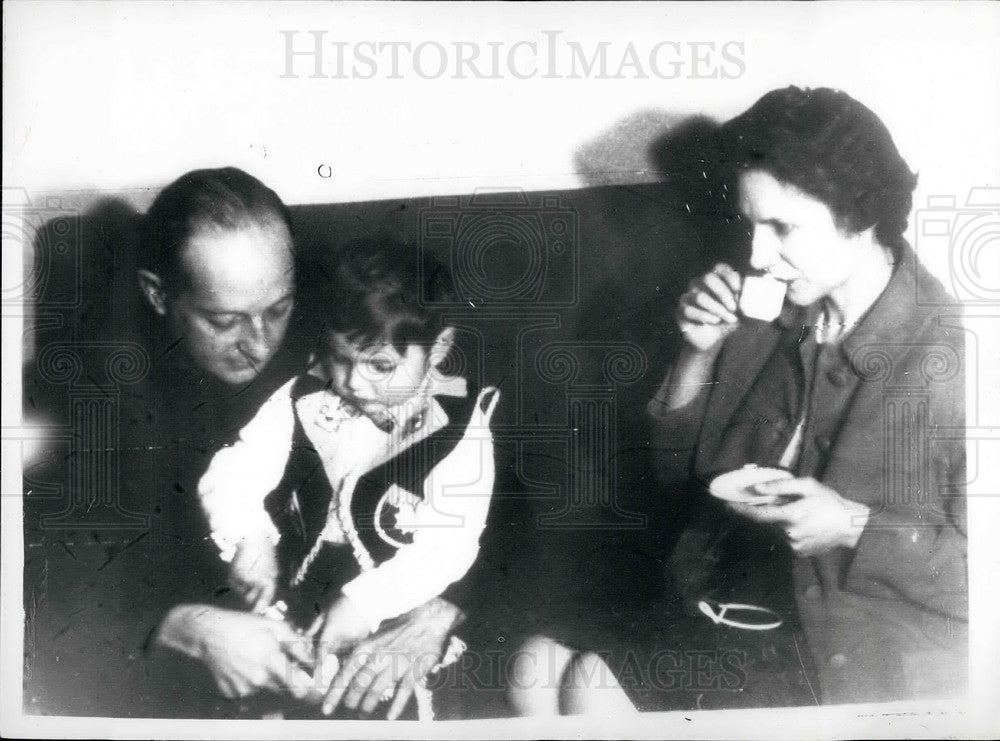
[
  {"x1": 738, "y1": 169, "x2": 870, "y2": 307},
  {"x1": 167, "y1": 219, "x2": 295, "y2": 386}
]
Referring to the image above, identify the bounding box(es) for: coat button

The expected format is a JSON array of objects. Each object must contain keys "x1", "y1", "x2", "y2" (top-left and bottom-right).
[
  {"x1": 828, "y1": 368, "x2": 851, "y2": 387},
  {"x1": 804, "y1": 584, "x2": 822, "y2": 601},
  {"x1": 815, "y1": 435, "x2": 832, "y2": 452},
  {"x1": 829, "y1": 653, "x2": 848, "y2": 668}
]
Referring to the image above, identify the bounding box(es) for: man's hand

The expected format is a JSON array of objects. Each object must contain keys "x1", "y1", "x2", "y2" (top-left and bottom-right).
[
  {"x1": 155, "y1": 604, "x2": 320, "y2": 702},
  {"x1": 728, "y1": 477, "x2": 870, "y2": 556},
  {"x1": 676, "y1": 263, "x2": 742, "y2": 352},
  {"x1": 320, "y1": 597, "x2": 463, "y2": 719}
]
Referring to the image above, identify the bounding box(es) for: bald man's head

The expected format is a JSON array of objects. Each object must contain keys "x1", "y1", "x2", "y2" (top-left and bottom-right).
[{"x1": 137, "y1": 169, "x2": 296, "y2": 385}]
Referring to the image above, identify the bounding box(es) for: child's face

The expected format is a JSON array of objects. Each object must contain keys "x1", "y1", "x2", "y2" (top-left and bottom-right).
[{"x1": 322, "y1": 331, "x2": 436, "y2": 424}]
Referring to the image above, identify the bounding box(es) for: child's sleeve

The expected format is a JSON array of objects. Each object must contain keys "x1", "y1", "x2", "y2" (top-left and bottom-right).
[
  {"x1": 197, "y1": 377, "x2": 297, "y2": 562},
  {"x1": 341, "y1": 388, "x2": 500, "y2": 633}
]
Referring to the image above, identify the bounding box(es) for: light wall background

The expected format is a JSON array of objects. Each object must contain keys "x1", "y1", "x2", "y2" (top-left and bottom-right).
[
  {"x1": 5, "y1": 2, "x2": 999, "y2": 204},
  {"x1": 5, "y1": 2, "x2": 999, "y2": 324},
  {"x1": 6, "y1": 2, "x2": 999, "y2": 290}
]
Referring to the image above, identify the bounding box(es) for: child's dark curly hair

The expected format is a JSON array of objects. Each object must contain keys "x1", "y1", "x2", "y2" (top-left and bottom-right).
[
  {"x1": 316, "y1": 234, "x2": 456, "y2": 353},
  {"x1": 721, "y1": 86, "x2": 918, "y2": 246}
]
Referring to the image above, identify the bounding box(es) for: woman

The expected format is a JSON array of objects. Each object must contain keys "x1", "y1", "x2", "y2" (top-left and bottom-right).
[{"x1": 510, "y1": 86, "x2": 967, "y2": 713}]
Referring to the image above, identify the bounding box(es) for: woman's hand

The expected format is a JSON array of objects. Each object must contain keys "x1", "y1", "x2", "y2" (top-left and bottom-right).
[
  {"x1": 728, "y1": 477, "x2": 871, "y2": 556},
  {"x1": 320, "y1": 597, "x2": 463, "y2": 719},
  {"x1": 155, "y1": 604, "x2": 320, "y2": 702},
  {"x1": 676, "y1": 263, "x2": 742, "y2": 352}
]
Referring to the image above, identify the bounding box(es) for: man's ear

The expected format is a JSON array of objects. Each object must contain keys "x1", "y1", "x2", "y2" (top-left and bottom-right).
[
  {"x1": 428, "y1": 326, "x2": 456, "y2": 369},
  {"x1": 137, "y1": 269, "x2": 168, "y2": 316}
]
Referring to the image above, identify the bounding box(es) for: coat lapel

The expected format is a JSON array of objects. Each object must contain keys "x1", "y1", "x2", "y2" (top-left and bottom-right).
[
  {"x1": 819, "y1": 246, "x2": 941, "y2": 510},
  {"x1": 694, "y1": 316, "x2": 786, "y2": 476}
]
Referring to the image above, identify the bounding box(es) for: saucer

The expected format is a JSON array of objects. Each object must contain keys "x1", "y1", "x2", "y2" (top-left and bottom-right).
[{"x1": 707, "y1": 464, "x2": 793, "y2": 505}]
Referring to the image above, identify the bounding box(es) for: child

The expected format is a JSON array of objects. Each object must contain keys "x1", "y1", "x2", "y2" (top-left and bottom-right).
[{"x1": 197, "y1": 235, "x2": 499, "y2": 661}]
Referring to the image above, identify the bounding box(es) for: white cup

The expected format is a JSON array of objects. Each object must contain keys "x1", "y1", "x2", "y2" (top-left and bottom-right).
[{"x1": 739, "y1": 274, "x2": 787, "y2": 321}]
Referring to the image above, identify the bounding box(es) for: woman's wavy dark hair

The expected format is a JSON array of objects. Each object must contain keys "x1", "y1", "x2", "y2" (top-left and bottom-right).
[
  {"x1": 720, "y1": 86, "x2": 918, "y2": 246},
  {"x1": 140, "y1": 167, "x2": 293, "y2": 288},
  {"x1": 314, "y1": 234, "x2": 456, "y2": 353}
]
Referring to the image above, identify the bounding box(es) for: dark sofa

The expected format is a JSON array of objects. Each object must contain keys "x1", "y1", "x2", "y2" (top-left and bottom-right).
[{"x1": 21, "y1": 124, "x2": 746, "y2": 716}]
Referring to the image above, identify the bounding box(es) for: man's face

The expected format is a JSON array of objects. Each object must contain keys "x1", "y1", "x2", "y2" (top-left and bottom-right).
[
  {"x1": 322, "y1": 332, "x2": 436, "y2": 427},
  {"x1": 166, "y1": 220, "x2": 295, "y2": 386},
  {"x1": 738, "y1": 169, "x2": 868, "y2": 307}
]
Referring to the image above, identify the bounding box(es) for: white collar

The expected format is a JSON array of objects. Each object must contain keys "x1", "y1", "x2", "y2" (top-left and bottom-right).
[{"x1": 305, "y1": 363, "x2": 468, "y2": 434}]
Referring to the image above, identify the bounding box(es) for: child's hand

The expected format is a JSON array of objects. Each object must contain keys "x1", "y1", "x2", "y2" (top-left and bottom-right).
[
  {"x1": 309, "y1": 595, "x2": 372, "y2": 657},
  {"x1": 229, "y1": 534, "x2": 279, "y2": 613}
]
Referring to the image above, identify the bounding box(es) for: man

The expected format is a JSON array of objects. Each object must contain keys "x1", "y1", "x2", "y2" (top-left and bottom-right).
[{"x1": 118, "y1": 166, "x2": 312, "y2": 715}]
